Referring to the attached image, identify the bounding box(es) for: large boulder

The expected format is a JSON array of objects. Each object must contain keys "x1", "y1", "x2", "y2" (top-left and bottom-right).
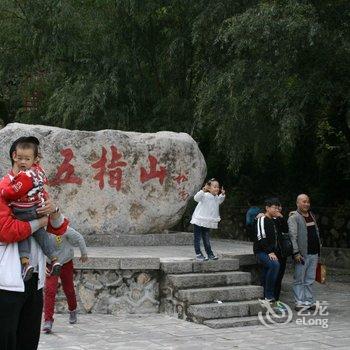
[{"x1": 0, "y1": 123, "x2": 206, "y2": 235}]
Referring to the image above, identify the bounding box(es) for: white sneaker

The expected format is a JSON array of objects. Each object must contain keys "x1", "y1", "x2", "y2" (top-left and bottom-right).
[{"x1": 196, "y1": 254, "x2": 208, "y2": 262}]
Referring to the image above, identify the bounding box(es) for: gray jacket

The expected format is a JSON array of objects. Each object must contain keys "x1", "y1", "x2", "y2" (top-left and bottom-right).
[{"x1": 288, "y1": 210, "x2": 320, "y2": 257}]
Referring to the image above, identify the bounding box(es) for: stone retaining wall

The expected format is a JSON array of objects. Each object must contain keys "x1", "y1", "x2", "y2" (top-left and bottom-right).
[
  {"x1": 55, "y1": 268, "x2": 160, "y2": 315},
  {"x1": 54, "y1": 257, "x2": 161, "y2": 315}
]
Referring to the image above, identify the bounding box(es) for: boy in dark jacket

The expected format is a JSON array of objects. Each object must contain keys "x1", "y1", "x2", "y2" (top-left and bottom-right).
[{"x1": 253, "y1": 198, "x2": 288, "y2": 305}]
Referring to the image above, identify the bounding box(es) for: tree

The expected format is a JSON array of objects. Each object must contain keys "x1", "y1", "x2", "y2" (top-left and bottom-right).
[
  {"x1": 0, "y1": 0, "x2": 349, "y2": 205},
  {"x1": 194, "y1": 0, "x2": 350, "y2": 203}
]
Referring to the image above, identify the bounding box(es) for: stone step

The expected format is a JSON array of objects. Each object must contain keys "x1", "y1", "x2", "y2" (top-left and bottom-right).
[
  {"x1": 203, "y1": 315, "x2": 262, "y2": 328},
  {"x1": 176, "y1": 285, "x2": 263, "y2": 304},
  {"x1": 160, "y1": 259, "x2": 239, "y2": 274},
  {"x1": 166, "y1": 271, "x2": 251, "y2": 289},
  {"x1": 187, "y1": 300, "x2": 262, "y2": 322},
  {"x1": 203, "y1": 314, "x2": 292, "y2": 328}
]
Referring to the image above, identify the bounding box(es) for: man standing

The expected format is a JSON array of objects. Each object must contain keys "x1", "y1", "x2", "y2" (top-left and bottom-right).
[
  {"x1": 288, "y1": 194, "x2": 321, "y2": 311},
  {"x1": 0, "y1": 136, "x2": 65, "y2": 350}
]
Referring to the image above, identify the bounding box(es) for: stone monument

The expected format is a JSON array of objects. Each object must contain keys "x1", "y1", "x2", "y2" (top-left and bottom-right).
[{"x1": 0, "y1": 123, "x2": 206, "y2": 236}]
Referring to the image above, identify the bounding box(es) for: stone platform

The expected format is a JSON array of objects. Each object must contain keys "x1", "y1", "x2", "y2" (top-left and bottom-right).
[
  {"x1": 55, "y1": 239, "x2": 256, "y2": 317},
  {"x1": 53, "y1": 236, "x2": 350, "y2": 332},
  {"x1": 73, "y1": 238, "x2": 254, "y2": 269}
]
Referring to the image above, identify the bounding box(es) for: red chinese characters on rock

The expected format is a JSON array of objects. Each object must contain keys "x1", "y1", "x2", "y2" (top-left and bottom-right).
[
  {"x1": 140, "y1": 155, "x2": 167, "y2": 185},
  {"x1": 172, "y1": 171, "x2": 190, "y2": 201},
  {"x1": 91, "y1": 146, "x2": 127, "y2": 190},
  {"x1": 48, "y1": 147, "x2": 190, "y2": 200},
  {"x1": 173, "y1": 173, "x2": 188, "y2": 184},
  {"x1": 49, "y1": 148, "x2": 82, "y2": 186},
  {"x1": 179, "y1": 189, "x2": 190, "y2": 201}
]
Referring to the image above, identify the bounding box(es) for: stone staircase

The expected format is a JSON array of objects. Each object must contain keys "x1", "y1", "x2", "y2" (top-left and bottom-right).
[{"x1": 160, "y1": 258, "x2": 265, "y2": 328}]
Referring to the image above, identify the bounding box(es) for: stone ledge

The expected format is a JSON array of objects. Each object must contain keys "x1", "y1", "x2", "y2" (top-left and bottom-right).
[
  {"x1": 120, "y1": 257, "x2": 160, "y2": 270},
  {"x1": 73, "y1": 257, "x2": 160, "y2": 270},
  {"x1": 160, "y1": 259, "x2": 239, "y2": 274},
  {"x1": 220, "y1": 253, "x2": 257, "y2": 266},
  {"x1": 85, "y1": 232, "x2": 193, "y2": 247},
  {"x1": 73, "y1": 257, "x2": 121, "y2": 270}
]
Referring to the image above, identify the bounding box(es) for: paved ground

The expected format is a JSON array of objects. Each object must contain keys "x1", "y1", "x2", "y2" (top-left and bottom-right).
[{"x1": 38, "y1": 273, "x2": 350, "y2": 350}]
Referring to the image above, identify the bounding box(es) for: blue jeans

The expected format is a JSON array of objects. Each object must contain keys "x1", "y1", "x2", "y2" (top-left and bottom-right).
[
  {"x1": 193, "y1": 225, "x2": 214, "y2": 257},
  {"x1": 256, "y1": 251, "x2": 280, "y2": 300},
  {"x1": 293, "y1": 254, "x2": 318, "y2": 305},
  {"x1": 274, "y1": 256, "x2": 286, "y2": 301}
]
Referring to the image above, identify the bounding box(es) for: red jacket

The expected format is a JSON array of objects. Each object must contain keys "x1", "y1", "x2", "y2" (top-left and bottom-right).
[
  {"x1": 1, "y1": 164, "x2": 48, "y2": 208},
  {"x1": 0, "y1": 174, "x2": 31, "y2": 243}
]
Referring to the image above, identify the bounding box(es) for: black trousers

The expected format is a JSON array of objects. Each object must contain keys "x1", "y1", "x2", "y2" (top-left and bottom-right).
[{"x1": 0, "y1": 274, "x2": 43, "y2": 350}]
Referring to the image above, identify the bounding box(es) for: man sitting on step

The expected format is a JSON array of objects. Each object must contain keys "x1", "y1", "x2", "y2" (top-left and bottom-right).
[{"x1": 253, "y1": 198, "x2": 288, "y2": 312}]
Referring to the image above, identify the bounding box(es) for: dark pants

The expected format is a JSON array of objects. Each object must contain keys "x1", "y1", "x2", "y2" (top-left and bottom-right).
[
  {"x1": 274, "y1": 255, "x2": 287, "y2": 301},
  {"x1": 0, "y1": 274, "x2": 43, "y2": 350},
  {"x1": 193, "y1": 224, "x2": 214, "y2": 256},
  {"x1": 256, "y1": 251, "x2": 280, "y2": 300}
]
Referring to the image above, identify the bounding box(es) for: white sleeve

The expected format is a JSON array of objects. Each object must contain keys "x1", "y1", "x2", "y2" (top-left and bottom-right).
[
  {"x1": 193, "y1": 190, "x2": 205, "y2": 202},
  {"x1": 217, "y1": 194, "x2": 225, "y2": 204}
]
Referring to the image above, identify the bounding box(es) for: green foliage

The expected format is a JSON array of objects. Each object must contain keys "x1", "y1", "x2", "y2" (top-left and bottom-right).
[
  {"x1": 0, "y1": 0, "x2": 349, "y2": 206},
  {"x1": 194, "y1": 0, "x2": 350, "y2": 205},
  {"x1": 196, "y1": 1, "x2": 349, "y2": 171}
]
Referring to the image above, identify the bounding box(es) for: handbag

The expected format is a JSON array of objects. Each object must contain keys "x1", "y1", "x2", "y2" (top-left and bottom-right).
[
  {"x1": 277, "y1": 233, "x2": 294, "y2": 258},
  {"x1": 316, "y1": 262, "x2": 326, "y2": 283}
]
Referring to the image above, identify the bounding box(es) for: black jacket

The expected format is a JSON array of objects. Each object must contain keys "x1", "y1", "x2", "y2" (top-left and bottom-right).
[{"x1": 253, "y1": 216, "x2": 288, "y2": 255}]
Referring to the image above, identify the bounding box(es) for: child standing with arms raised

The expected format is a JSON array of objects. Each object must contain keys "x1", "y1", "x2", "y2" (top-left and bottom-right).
[{"x1": 190, "y1": 178, "x2": 226, "y2": 261}]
